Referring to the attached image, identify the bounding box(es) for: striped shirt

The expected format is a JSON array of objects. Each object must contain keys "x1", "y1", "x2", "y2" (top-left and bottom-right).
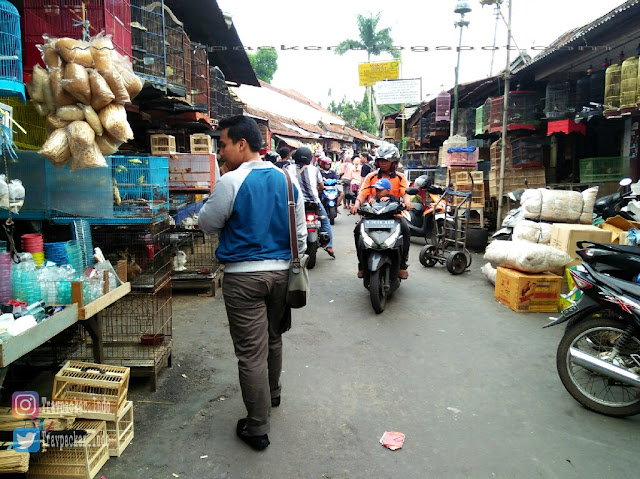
[{"x1": 286, "y1": 163, "x2": 322, "y2": 204}]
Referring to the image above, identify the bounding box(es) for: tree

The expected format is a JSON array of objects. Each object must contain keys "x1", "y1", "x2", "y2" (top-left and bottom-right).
[
  {"x1": 328, "y1": 92, "x2": 377, "y2": 135},
  {"x1": 248, "y1": 48, "x2": 278, "y2": 83}
]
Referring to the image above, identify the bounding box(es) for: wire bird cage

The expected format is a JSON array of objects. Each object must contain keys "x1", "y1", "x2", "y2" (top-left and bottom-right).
[
  {"x1": 23, "y1": 0, "x2": 131, "y2": 81},
  {"x1": 490, "y1": 92, "x2": 537, "y2": 132},
  {"x1": 163, "y1": 5, "x2": 187, "y2": 91},
  {"x1": 475, "y1": 105, "x2": 484, "y2": 135},
  {"x1": 91, "y1": 219, "x2": 172, "y2": 292},
  {"x1": 0, "y1": 1, "x2": 25, "y2": 102},
  {"x1": 620, "y1": 56, "x2": 638, "y2": 109},
  {"x1": 428, "y1": 111, "x2": 449, "y2": 136},
  {"x1": 590, "y1": 67, "x2": 606, "y2": 104},
  {"x1": 604, "y1": 63, "x2": 622, "y2": 112},
  {"x1": 0, "y1": 97, "x2": 46, "y2": 149},
  {"x1": 130, "y1": 0, "x2": 166, "y2": 83},
  {"x1": 69, "y1": 278, "x2": 172, "y2": 391},
  {"x1": 482, "y1": 97, "x2": 492, "y2": 133},
  {"x1": 170, "y1": 230, "x2": 219, "y2": 281},
  {"x1": 209, "y1": 66, "x2": 230, "y2": 120},
  {"x1": 575, "y1": 72, "x2": 591, "y2": 110},
  {"x1": 435, "y1": 91, "x2": 451, "y2": 122},
  {"x1": 456, "y1": 108, "x2": 475, "y2": 138},
  {"x1": 190, "y1": 43, "x2": 210, "y2": 112},
  {"x1": 545, "y1": 82, "x2": 575, "y2": 119}
]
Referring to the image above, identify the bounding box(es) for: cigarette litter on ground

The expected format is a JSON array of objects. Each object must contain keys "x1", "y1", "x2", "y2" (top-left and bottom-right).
[{"x1": 380, "y1": 431, "x2": 405, "y2": 450}]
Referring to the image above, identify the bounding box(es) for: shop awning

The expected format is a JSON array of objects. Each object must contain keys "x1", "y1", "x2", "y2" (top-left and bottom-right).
[{"x1": 275, "y1": 135, "x2": 303, "y2": 148}]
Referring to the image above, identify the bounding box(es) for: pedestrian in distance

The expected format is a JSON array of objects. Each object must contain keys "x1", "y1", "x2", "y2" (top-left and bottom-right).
[{"x1": 198, "y1": 115, "x2": 307, "y2": 451}]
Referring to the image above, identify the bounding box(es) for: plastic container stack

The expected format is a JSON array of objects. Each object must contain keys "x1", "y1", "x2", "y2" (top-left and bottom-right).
[
  {"x1": 65, "y1": 240, "x2": 84, "y2": 272},
  {"x1": 44, "y1": 241, "x2": 69, "y2": 265},
  {"x1": 0, "y1": 252, "x2": 12, "y2": 303},
  {"x1": 12, "y1": 254, "x2": 40, "y2": 303},
  {"x1": 22, "y1": 233, "x2": 44, "y2": 266}
]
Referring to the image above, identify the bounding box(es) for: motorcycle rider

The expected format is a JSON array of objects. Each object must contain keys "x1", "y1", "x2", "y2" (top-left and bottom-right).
[
  {"x1": 286, "y1": 147, "x2": 335, "y2": 258},
  {"x1": 351, "y1": 142, "x2": 413, "y2": 279},
  {"x1": 319, "y1": 156, "x2": 344, "y2": 209}
]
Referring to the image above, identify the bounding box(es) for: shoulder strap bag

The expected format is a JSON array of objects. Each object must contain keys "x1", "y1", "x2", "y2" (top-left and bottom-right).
[{"x1": 283, "y1": 169, "x2": 310, "y2": 309}]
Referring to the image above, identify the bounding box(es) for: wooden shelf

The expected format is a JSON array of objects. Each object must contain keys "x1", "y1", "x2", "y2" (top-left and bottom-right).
[{"x1": 72, "y1": 282, "x2": 132, "y2": 321}]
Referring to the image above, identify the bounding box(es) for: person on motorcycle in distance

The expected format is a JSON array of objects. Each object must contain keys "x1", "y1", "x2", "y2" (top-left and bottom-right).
[
  {"x1": 286, "y1": 147, "x2": 335, "y2": 258},
  {"x1": 351, "y1": 142, "x2": 413, "y2": 279},
  {"x1": 319, "y1": 156, "x2": 344, "y2": 209}
]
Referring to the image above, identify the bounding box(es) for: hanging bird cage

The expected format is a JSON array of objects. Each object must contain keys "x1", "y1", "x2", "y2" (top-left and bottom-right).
[
  {"x1": 482, "y1": 97, "x2": 492, "y2": 132},
  {"x1": 435, "y1": 91, "x2": 451, "y2": 122},
  {"x1": 164, "y1": 5, "x2": 187, "y2": 92},
  {"x1": 457, "y1": 108, "x2": 475, "y2": 139},
  {"x1": 545, "y1": 82, "x2": 574, "y2": 120},
  {"x1": 620, "y1": 55, "x2": 638, "y2": 109},
  {"x1": 190, "y1": 42, "x2": 210, "y2": 112},
  {"x1": 575, "y1": 72, "x2": 591, "y2": 110},
  {"x1": 0, "y1": 0, "x2": 25, "y2": 102},
  {"x1": 590, "y1": 67, "x2": 606, "y2": 105},
  {"x1": 489, "y1": 97, "x2": 503, "y2": 132},
  {"x1": 490, "y1": 92, "x2": 537, "y2": 133},
  {"x1": 604, "y1": 63, "x2": 622, "y2": 112},
  {"x1": 475, "y1": 105, "x2": 484, "y2": 135}
]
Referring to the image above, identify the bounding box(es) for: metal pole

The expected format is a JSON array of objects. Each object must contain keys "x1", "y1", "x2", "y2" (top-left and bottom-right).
[
  {"x1": 496, "y1": 0, "x2": 513, "y2": 228},
  {"x1": 419, "y1": 78, "x2": 423, "y2": 147},
  {"x1": 450, "y1": 24, "x2": 464, "y2": 137}
]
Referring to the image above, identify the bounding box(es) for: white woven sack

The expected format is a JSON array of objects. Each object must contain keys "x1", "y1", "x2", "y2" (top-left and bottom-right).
[
  {"x1": 512, "y1": 220, "x2": 553, "y2": 244},
  {"x1": 484, "y1": 240, "x2": 571, "y2": 273}
]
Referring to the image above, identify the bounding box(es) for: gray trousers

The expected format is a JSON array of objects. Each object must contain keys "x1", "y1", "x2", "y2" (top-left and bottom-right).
[{"x1": 222, "y1": 270, "x2": 289, "y2": 435}]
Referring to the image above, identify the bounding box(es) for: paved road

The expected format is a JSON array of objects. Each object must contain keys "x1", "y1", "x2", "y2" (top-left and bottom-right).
[{"x1": 105, "y1": 213, "x2": 638, "y2": 478}]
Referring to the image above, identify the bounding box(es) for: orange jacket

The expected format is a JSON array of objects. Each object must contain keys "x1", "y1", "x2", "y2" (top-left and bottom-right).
[{"x1": 359, "y1": 171, "x2": 408, "y2": 202}]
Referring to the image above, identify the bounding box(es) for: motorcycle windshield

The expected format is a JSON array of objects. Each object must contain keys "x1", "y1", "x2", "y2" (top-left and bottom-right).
[{"x1": 361, "y1": 201, "x2": 403, "y2": 216}]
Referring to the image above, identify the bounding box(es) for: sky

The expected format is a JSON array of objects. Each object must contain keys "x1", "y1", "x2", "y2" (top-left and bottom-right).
[{"x1": 216, "y1": 0, "x2": 627, "y2": 108}]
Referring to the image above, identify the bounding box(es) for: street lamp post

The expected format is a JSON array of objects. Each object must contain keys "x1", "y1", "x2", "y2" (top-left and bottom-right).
[{"x1": 450, "y1": 1, "x2": 472, "y2": 138}]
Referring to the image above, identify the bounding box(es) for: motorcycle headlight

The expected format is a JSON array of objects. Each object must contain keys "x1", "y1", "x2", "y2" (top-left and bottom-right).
[
  {"x1": 361, "y1": 224, "x2": 375, "y2": 248},
  {"x1": 382, "y1": 225, "x2": 401, "y2": 248}
]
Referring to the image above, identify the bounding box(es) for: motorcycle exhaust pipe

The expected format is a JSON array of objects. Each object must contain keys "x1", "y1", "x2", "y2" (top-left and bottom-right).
[{"x1": 569, "y1": 347, "x2": 640, "y2": 388}]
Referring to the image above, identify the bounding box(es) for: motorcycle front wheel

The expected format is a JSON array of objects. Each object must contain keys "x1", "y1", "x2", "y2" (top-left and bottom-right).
[
  {"x1": 307, "y1": 243, "x2": 317, "y2": 269},
  {"x1": 557, "y1": 316, "x2": 640, "y2": 417},
  {"x1": 369, "y1": 266, "x2": 387, "y2": 314}
]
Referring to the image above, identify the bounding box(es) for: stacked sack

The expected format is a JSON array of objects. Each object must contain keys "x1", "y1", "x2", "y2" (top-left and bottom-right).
[
  {"x1": 29, "y1": 33, "x2": 143, "y2": 170},
  {"x1": 480, "y1": 187, "x2": 599, "y2": 283}
]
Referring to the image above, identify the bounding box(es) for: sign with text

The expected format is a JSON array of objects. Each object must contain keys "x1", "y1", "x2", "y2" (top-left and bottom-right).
[
  {"x1": 374, "y1": 79, "x2": 421, "y2": 104},
  {"x1": 358, "y1": 61, "x2": 400, "y2": 86}
]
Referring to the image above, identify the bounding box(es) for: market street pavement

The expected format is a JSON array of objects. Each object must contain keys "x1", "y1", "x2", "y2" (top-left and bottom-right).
[{"x1": 103, "y1": 213, "x2": 638, "y2": 478}]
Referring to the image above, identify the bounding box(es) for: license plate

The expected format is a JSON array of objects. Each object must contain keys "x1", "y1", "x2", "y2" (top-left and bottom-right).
[
  {"x1": 364, "y1": 219, "x2": 396, "y2": 228},
  {"x1": 562, "y1": 304, "x2": 579, "y2": 316}
]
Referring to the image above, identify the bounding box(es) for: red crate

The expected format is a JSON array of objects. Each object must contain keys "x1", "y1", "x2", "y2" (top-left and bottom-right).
[{"x1": 23, "y1": 0, "x2": 132, "y2": 81}]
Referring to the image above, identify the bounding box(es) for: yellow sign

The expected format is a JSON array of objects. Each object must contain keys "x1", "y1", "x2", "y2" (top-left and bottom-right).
[{"x1": 358, "y1": 61, "x2": 400, "y2": 86}]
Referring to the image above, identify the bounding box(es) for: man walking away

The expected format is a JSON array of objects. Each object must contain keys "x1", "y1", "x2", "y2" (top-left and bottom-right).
[{"x1": 198, "y1": 115, "x2": 307, "y2": 451}]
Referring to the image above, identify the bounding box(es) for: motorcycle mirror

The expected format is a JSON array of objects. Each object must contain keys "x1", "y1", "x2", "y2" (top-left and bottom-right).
[
  {"x1": 406, "y1": 187, "x2": 419, "y2": 195},
  {"x1": 620, "y1": 177, "x2": 632, "y2": 187}
]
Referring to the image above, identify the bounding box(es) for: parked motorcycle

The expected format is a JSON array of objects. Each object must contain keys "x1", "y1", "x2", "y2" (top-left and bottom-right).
[
  {"x1": 545, "y1": 241, "x2": 640, "y2": 417},
  {"x1": 593, "y1": 177, "x2": 635, "y2": 221},
  {"x1": 305, "y1": 202, "x2": 329, "y2": 269},
  {"x1": 405, "y1": 176, "x2": 450, "y2": 245},
  {"x1": 357, "y1": 199, "x2": 406, "y2": 314},
  {"x1": 492, "y1": 188, "x2": 526, "y2": 241},
  {"x1": 321, "y1": 178, "x2": 339, "y2": 225}
]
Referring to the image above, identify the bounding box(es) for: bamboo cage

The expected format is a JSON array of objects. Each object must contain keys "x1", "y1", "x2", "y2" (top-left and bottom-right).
[
  {"x1": 604, "y1": 63, "x2": 622, "y2": 112},
  {"x1": 620, "y1": 55, "x2": 638, "y2": 109}
]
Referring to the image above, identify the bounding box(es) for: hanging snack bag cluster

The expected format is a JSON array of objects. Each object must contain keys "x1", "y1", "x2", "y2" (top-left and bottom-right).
[{"x1": 32, "y1": 33, "x2": 142, "y2": 170}]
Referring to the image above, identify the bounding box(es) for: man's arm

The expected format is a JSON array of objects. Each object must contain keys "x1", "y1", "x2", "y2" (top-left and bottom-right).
[
  {"x1": 398, "y1": 174, "x2": 414, "y2": 211},
  {"x1": 198, "y1": 178, "x2": 235, "y2": 233}
]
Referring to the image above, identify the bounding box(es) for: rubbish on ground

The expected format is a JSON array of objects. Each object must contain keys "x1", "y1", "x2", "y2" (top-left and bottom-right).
[{"x1": 380, "y1": 431, "x2": 405, "y2": 450}]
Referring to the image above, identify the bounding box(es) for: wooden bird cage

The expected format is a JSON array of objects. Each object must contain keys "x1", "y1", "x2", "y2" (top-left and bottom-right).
[
  {"x1": 435, "y1": 91, "x2": 451, "y2": 122},
  {"x1": 604, "y1": 63, "x2": 622, "y2": 112},
  {"x1": 620, "y1": 55, "x2": 638, "y2": 109}
]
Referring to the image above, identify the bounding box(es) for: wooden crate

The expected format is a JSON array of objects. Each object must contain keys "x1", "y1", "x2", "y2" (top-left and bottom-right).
[
  {"x1": 52, "y1": 361, "x2": 130, "y2": 421},
  {"x1": 151, "y1": 134, "x2": 177, "y2": 155},
  {"x1": 490, "y1": 139, "x2": 512, "y2": 169},
  {"x1": 106, "y1": 400, "x2": 134, "y2": 457},
  {"x1": 488, "y1": 167, "x2": 546, "y2": 198},
  {"x1": 27, "y1": 420, "x2": 110, "y2": 479},
  {"x1": 189, "y1": 134, "x2": 213, "y2": 154},
  {"x1": 452, "y1": 182, "x2": 485, "y2": 208},
  {"x1": 454, "y1": 171, "x2": 484, "y2": 185}
]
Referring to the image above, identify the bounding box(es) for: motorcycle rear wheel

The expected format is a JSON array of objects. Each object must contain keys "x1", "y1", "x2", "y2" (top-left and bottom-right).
[
  {"x1": 307, "y1": 244, "x2": 317, "y2": 269},
  {"x1": 369, "y1": 267, "x2": 387, "y2": 314},
  {"x1": 557, "y1": 316, "x2": 640, "y2": 417}
]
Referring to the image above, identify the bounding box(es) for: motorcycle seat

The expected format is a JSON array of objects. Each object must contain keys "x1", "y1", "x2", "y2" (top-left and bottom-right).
[
  {"x1": 411, "y1": 203, "x2": 425, "y2": 214},
  {"x1": 591, "y1": 268, "x2": 640, "y2": 299}
]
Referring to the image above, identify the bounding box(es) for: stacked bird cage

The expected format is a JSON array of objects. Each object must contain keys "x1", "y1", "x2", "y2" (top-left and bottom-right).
[
  {"x1": 130, "y1": 0, "x2": 166, "y2": 84},
  {"x1": 435, "y1": 91, "x2": 451, "y2": 122},
  {"x1": 590, "y1": 64, "x2": 607, "y2": 105},
  {"x1": 163, "y1": 4, "x2": 187, "y2": 94},
  {"x1": 545, "y1": 82, "x2": 574, "y2": 120},
  {"x1": 620, "y1": 55, "x2": 638, "y2": 109},
  {"x1": 475, "y1": 105, "x2": 484, "y2": 135},
  {"x1": 209, "y1": 66, "x2": 227, "y2": 120},
  {"x1": 575, "y1": 71, "x2": 592, "y2": 111},
  {"x1": 170, "y1": 230, "x2": 219, "y2": 289},
  {"x1": 604, "y1": 62, "x2": 622, "y2": 112},
  {"x1": 23, "y1": 0, "x2": 132, "y2": 81},
  {"x1": 190, "y1": 42, "x2": 210, "y2": 112},
  {"x1": 69, "y1": 279, "x2": 172, "y2": 391}
]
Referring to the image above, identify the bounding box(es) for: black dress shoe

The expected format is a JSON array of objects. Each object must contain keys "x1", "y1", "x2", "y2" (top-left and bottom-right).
[
  {"x1": 271, "y1": 396, "x2": 280, "y2": 407},
  {"x1": 236, "y1": 419, "x2": 270, "y2": 451}
]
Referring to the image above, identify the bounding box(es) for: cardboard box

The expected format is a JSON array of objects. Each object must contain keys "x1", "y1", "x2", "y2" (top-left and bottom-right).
[
  {"x1": 550, "y1": 223, "x2": 613, "y2": 267},
  {"x1": 599, "y1": 215, "x2": 640, "y2": 244},
  {"x1": 495, "y1": 267, "x2": 562, "y2": 313}
]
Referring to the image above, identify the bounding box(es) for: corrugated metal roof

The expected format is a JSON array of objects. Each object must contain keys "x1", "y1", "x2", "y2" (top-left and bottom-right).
[{"x1": 515, "y1": 0, "x2": 640, "y2": 73}]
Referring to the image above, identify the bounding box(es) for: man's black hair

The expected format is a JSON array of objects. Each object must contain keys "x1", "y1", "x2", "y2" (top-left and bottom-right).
[
  {"x1": 218, "y1": 115, "x2": 263, "y2": 152},
  {"x1": 277, "y1": 146, "x2": 290, "y2": 158}
]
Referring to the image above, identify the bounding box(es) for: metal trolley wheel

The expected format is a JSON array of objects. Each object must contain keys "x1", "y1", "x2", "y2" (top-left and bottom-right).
[
  {"x1": 446, "y1": 251, "x2": 467, "y2": 275},
  {"x1": 419, "y1": 245, "x2": 438, "y2": 267}
]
